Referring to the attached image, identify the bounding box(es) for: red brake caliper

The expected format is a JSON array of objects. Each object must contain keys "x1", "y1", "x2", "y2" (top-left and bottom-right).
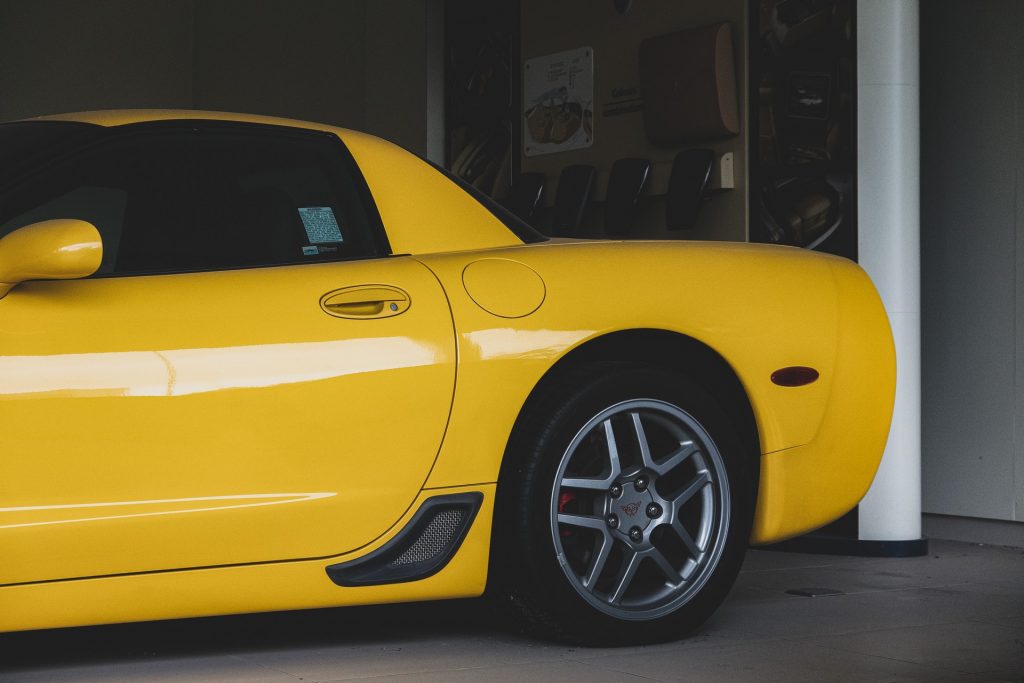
[{"x1": 558, "y1": 491, "x2": 577, "y2": 538}]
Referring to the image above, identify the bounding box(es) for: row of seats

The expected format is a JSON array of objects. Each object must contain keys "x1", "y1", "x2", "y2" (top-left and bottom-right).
[{"x1": 506, "y1": 149, "x2": 716, "y2": 237}]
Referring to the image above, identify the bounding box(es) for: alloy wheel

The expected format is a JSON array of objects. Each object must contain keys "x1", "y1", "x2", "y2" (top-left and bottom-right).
[{"x1": 549, "y1": 399, "x2": 731, "y2": 621}]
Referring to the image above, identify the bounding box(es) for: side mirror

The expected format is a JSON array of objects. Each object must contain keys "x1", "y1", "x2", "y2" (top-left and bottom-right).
[{"x1": 0, "y1": 219, "x2": 103, "y2": 298}]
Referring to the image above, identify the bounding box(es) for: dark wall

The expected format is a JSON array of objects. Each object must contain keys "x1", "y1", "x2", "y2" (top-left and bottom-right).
[
  {"x1": 0, "y1": 0, "x2": 440, "y2": 153},
  {"x1": 0, "y1": 0, "x2": 194, "y2": 121},
  {"x1": 194, "y1": 0, "x2": 367, "y2": 128}
]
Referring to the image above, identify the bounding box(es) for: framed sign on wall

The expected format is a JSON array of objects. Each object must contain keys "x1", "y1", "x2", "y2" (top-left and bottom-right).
[{"x1": 523, "y1": 46, "x2": 594, "y2": 156}]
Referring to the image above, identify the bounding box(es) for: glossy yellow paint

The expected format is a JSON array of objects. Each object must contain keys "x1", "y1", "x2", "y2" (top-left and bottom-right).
[
  {"x1": 0, "y1": 110, "x2": 895, "y2": 633},
  {"x1": 750, "y1": 258, "x2": 896, "y2": 542},
  {"x1": 0, "y1": 219, "x2": 102, "y2": 298},
  {"x1": 420, "y1": 241, "x2": 839, "y2": 486},
  {"x1": 418, "y1": 242, "x2": 892, "y2": 544},
  {"x1": 0, "y1": 256, "x2": 455, "y2": 585},
  {"x1": 342, "y1": 133, "x2": 522, "y2": 255},
  {"x1": 462, "y1": 258, "x2": 546, "y2": 318},
  {"x1": 0, "y1": 484, "x2": 494, "y2": 632}
]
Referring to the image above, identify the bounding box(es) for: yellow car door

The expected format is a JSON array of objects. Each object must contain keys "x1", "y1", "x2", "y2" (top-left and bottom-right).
[{"x1": 0, "y1": 122, "x2": 455, "y2": 585}]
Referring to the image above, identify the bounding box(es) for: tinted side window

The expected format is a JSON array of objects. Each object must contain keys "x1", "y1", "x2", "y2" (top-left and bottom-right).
[
  {"x1": 186, "y1": 129, "x2": 383, "y2": 272},
  {"x1": 93, "y1": 133, "x2": 196, "y2": 274},
  {"x1": 0, "y1": 125, "x2": 385, "y2": 276},
  {"x1": 0, "y1": 121, "x2": 104, "y2": 189},
  {"x1": 0, "y1": 132, "x2": 189, "y2": 275}
]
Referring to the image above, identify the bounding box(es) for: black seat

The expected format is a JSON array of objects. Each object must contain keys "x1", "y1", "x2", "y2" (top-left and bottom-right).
[
  {"x1": 507, "y1": 172, "x2": 546, "y2": 224},
  {"x1": 604, "y1": 158, "x2": 651, "y2": 235},
  {"x1": 550, "y1": 165, "x2": 596, "y2": 237},
  {"x1": 666, "y1": 149, "x2": 714, "y2": 230}
]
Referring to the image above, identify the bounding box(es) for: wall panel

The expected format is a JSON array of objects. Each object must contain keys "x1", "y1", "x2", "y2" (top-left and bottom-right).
[{"x1": 920, "y1": 0, "x2": 1024, "y2": 521}]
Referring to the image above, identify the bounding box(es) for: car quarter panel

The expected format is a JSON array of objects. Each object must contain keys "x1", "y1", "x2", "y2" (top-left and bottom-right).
[
  {"x1": 416, "y1": 241, "x2": 893, "y2": 544},
  {"x1": 339, "y1": 132, "x2": 524, "y2": 256},
  {"x1": 751, "y1": 258, "x2": 896, "y2": 542}
]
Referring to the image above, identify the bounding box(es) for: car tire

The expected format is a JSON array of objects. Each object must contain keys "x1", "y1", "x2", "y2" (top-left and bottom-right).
[{"x1": 493, "y1": 362, "x2": 757, "y2": 645}]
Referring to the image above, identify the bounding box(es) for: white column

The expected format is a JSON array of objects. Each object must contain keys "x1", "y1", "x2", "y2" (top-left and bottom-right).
[{"x1": 856, "y1": 0, "x2": 922, "y2": 541}]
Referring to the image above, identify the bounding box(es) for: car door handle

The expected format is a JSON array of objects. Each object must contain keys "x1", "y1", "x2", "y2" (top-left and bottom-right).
[{"x1": 320, "y1": 285, "x2": 411, "y2": 319}]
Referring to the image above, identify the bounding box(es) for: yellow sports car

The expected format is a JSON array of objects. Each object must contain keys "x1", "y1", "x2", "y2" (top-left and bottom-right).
[{"x1": 0, "y1": 111, "x2": 895, "y2": 644}]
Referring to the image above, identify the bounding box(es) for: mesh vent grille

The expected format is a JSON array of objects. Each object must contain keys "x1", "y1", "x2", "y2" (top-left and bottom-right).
[{"x1": 388, "y1": 508, "x2": 466, "y2": 567}]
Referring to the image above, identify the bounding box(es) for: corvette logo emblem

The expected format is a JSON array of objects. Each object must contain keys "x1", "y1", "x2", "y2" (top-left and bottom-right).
[{"x1": 621, "y1": 502, "x2": 641, "y2": 516}]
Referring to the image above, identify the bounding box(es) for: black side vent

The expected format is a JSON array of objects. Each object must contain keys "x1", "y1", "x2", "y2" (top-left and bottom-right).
[{"x1": 326, "y1": 492, "x2": 483, "y2": 587}]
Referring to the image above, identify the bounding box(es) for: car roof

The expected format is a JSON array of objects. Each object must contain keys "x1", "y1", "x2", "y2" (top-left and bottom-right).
[{"x1": 28, "y1": 109, "x2": 350, "y2": 135}]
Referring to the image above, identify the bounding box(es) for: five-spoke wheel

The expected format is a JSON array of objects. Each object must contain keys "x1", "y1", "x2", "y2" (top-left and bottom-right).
[
  {"x1": 494, "y1": 363, "x2": 756, "y2": 644},
  {"x1": 551, "y1": 400, "x2": 730, "y2": 620}
]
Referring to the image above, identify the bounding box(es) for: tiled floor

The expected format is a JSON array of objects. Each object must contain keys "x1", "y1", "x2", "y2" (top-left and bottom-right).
[{"x1": 1, "y1": 540, "x2": 1022, "y2": 682}]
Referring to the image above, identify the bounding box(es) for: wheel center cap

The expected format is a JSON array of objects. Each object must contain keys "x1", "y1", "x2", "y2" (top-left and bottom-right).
[{"x1": 611, "y1": 485, "x2": 655, "y2": 531}]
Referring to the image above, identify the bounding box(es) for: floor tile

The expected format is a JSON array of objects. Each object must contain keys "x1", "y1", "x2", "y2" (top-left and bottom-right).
[
  {"x1": 736, "y1": 561, "x2": 965, "y2": 596},
  {"x1": 580, "y1": 639, "x2": 955, "y2": 682},
  {"x1": 980, "y1": 615, "x2": 1024, "y2": 629},
  {"x1": 726, "y1": 582, "x2": 1024, "y2": 640},
  {"x1": 864, "y1": 542, "x2": 1024, "y2": 592},
  {"x1": 322, "y1": 659, "x2": 655, "y2": 682},
  {"x1": 808, "y1": 620, "x2": 1024, "y2": 675},
  {"x1": 0, "y1": 655, "x2": 297, "y2": 683},
  {"x1": 236, "y1": 633, "x2": 575, "y2": 680},
  {"x1": 740, "y1": 548, "x2": 869, "y2": 573}
]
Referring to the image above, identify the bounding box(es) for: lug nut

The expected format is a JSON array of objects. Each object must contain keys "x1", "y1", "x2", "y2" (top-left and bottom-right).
[
  {"x1": 629, "y1": 526, "x2": 643, "y2": 543},
  {"x1": 606, "y1": 514, "x2": 619, "y2": 529},
  {"x1": 634, "y1": 476, "x2": 649, "y2": 492},
  {"x1": 609, "y1": 483, "x2": 623, "y2": 498},
  {"x1": 646, "y1": 503, "x2": 662, "y2": 519}
]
